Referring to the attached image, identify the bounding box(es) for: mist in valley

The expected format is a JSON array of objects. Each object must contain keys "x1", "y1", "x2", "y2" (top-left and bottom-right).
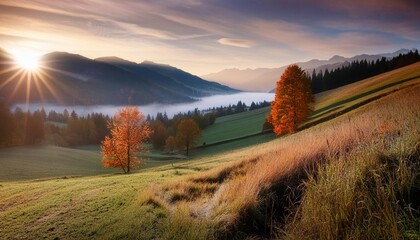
[{"x1": 14, "y1": 92, "x2": 274, "y2": 118}]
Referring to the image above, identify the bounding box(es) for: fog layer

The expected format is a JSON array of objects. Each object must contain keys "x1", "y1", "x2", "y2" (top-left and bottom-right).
[{"x1": 14, "y1": 92, "x2": 274, "y2": 118}]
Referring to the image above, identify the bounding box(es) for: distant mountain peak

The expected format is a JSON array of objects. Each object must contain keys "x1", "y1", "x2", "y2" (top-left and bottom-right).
[
  {"x1": 329, "y1": 55, "x2": 346, "y2": 62},
  {"x1": 203, "y1": 48, "x2": 418, "y2": 92},
  {"x1": 141, "y1": 60, "x2": 172, "y2": 68},
  {"x1": 41, "y1": 51, "x2": 90, "y2": 61},
  {"x1": 95, "y1": 56, "x2": 137, "y2": 65},
  {"x1": 0, "y1": 48, "x2": 238, "y2": 105}
]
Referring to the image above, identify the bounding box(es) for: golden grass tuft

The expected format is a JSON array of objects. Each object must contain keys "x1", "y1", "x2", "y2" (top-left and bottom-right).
[
  {"x1": 139, "y1": 84, "x2": 420, "y2": 238},
  {"x1": 137, "y1": 185, "x2": 168, "y2": 209}
]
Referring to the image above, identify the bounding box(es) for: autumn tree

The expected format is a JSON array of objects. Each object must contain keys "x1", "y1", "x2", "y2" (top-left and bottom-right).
[
  {"x1": 150, "y1": 120, "x2": 167, "y2": 149},
  {"x1": 0, "y1": 101, "x2": 15, "y2": 146},
  {"x1": 165, "y1": 136, "x2": 176, "y2": 153},
  {"x1": 268, "y1": 64, "x2": 314, "y2": 135},
  {"x1": 101, "y1": 106, "x2": 152, "y2": 173},
  {"x1": 175, "y1": 119, "x2": 201, "y2": 156}
]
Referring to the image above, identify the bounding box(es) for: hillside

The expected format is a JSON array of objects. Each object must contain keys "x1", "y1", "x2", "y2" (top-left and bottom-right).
[
  {"x1": 202, "y1": 48, "x2": 416, "y2": 92},
  {"x1": 0, "y1": 49, "x2": 237, "y2": 105},
  {"x1": 0, "y1": 64, "x2": 419, "y2": 239},
  {"x1": 201, "y1": 62, "x2": 420, "y2": 144},
  {"x1": 0, "y1": 63, "x2": 418, "y2": 182}
]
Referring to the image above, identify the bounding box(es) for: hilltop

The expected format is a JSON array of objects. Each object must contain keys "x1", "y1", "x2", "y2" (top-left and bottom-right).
[{"x1": 0, "y1": 49, "x2": 238, "y2": 105}]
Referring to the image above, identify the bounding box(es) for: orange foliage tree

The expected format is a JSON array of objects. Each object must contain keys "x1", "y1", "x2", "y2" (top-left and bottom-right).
[
  {"x1": 101, "y1": 106, "x2": 152, "y2": 173},
  {"x1": 175, "y1": 119, "x2": 201, "y2": 156},
  {"x1": 165, "y1": 136, "x2": 176, "y2": 153},
  {"x1": 268, "y1": 65, "x2": 314, "y2": 135}
]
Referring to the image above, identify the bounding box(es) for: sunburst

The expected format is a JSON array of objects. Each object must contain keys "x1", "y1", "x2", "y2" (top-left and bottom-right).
[
  {"x1": 0, "y1": 49, "x2": 63, "y2": 108},
  {"x1": 12, "y1": 51, "x2": 40, "y2": 71}
]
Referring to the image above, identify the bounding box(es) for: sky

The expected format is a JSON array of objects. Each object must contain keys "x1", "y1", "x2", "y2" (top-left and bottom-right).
[{"x1": 1, "y1": 0, "x2": 419, "y2": 75}]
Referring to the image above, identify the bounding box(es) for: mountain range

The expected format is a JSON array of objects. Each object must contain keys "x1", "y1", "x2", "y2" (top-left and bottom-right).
[
  {"x1": 202, "y1": 49, "x2": 416, "y2": 92},
  {"x1": 0, "y1": 49, "x2": 237, "y2": 106}
]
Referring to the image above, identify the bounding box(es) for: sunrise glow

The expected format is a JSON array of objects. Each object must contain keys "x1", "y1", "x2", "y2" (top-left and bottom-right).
[{"x1": 11, "y1": 51, "x2": 40, "y2": 71}]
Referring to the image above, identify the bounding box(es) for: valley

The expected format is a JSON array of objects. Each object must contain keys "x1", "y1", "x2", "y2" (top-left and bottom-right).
[
  {"x1": 0, "y1": 63, "x2": 419, "y2": 238},
  {"x1": 2, "y1": 1, "x2": 419, "y2": 239}
]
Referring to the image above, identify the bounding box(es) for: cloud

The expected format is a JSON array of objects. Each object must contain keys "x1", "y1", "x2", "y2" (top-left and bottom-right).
[
  {"x1": 218, "y1": 38, "x2": 255, "y2": 48},
  {"x1": 0, "y1": 0, "x2": 418, "y2": 75}
]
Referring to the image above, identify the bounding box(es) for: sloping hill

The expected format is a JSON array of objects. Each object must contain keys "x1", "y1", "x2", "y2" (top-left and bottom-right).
[
  {"x1": 0, "y1": 63, "x2": 418, "y2": 182},
  {"x1": 0, "y1": 50, "x2": 237, "y2": 105},
  {"x1": 95, "y1": 57, "x2": 237, "y2": 98},
  {"x1": 0, "y1": 64, "x2": 419, "y2": 239},
  {"x1": 200, "y1": 62, "x2": 420, "y2": 146}
]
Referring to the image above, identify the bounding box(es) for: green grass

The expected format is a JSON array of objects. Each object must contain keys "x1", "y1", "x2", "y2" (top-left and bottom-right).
[
  {"x1": 200, "y1": 107, "x2": 270, "y2": 145},
  {"x1": 0, "y1": 63, "x2": 419, "y2": 239},
  {"x1": 0, "y1": 150, "x2": 246, "y2": 239},
  {"x1": 0, "y1": 145, "x2": 116, "y2": 181},
  {"x1": 1, "y1": 63, "x2": 418, "y2": 182},
  {"x1": 199, "y1": 62, "x2": 420, "y2": 145},
  {"x1": 194, "y1": 132, "x2": 275, "y2": 157},
  {"x1": 311, "y1": 62, "x2": 420, "y2": 121},
  {"x1": 139, "y1": 81, "x2": 420, "y2": 239}
]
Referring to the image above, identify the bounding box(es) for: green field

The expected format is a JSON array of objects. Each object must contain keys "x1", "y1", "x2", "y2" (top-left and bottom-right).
[
  {"x1": 0, "y1": 145, "x2": 116, "y2": 181},
  {"x1": 0, "y1": 149, "x2": 248, "y2": 239},
  {"x1": 199, "y1": 107, "x2": 270, "y2": 144},
  {"x1": 0, "y1": 63, "x2": 419, "y2": 239},
  {"x1": 200, "y1": 62, "x2": 420, "y2": 144},
  {"x1": 0, "y1": 63, "x2": 419, "y2": 182},
  {"x1": 311, "y1": 62, "x2": 420, "y2": 121}
]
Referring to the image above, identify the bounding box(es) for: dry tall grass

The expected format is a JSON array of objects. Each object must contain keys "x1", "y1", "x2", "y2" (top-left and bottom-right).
[{"x1": 139, "y1": 84, "x2": 420, "y2": 238}]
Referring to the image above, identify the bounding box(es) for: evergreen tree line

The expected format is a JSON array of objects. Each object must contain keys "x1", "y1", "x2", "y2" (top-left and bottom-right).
[
  {"x1": 209, "y1": 100, "x2": 271, "y2": 118},
  {"x1": 0, "y1": 104, "x2": 111, "y2": 148},
  {"x1": 310, "y1": 50, "x2": 420, "y2": 93},
  {"x1": 147, "y1": 108, "x2": 215, "y2": 130}
]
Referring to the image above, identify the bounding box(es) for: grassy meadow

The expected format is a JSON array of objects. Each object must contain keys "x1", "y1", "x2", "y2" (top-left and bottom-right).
[
  {"x1": 0, "y1": 63, "x2": 419, "y2": 239},
  {"x1": 139, "y1": 82, "x2": 420, "y2": 239},
  {"x1": 0, "y1": 63, "x2": 418, "y2": 182},
  {"x1": 0, "y1": 145, "x2": 115, "y2": 181}
]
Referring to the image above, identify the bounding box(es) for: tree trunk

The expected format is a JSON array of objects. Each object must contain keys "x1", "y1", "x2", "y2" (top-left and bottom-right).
[
  {"x1": 127, "y1": 127, "x2": 130, "y2": 173},
  {"x1": 186, "y1": 144, "x2": 189, "y2": 156},
  {"x1": 127, "y1": 146, "x2": 130, "y2": 173},
  {"x1": 186, "y1": 141, "x2": 189, "y2": 156}
]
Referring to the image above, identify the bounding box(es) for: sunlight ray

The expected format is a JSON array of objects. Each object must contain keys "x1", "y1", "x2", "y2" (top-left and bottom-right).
[
  {"x1": 32, "y1": 71, "x2": 46, "y2": 103},
  {"x1": 0, "y1": 68, "x2": 25, "y2": 89},
  {"x1": 37, "y1": 68, "x2": 67, "y2": 105},
  {"x1": 25, "y1": 71, "x2": 32, "y2": 108},
  {"x1": 0, "y1": 65, "x2": 21, "y2": 75},
  {"x1": 9, "y1": 70, "x2": 29, "y2": 104}
]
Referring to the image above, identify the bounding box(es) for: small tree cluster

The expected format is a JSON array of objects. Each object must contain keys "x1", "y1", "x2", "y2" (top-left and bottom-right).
[
  {"x1": 0, "y1": 104, "x2": 45, "y2": 147},
  {"x1": 148, "y1": 117, "x2": 202, "y2": 156},
  {"x1": 148, "y1": 109, "x2": 208, "y2": 151}
]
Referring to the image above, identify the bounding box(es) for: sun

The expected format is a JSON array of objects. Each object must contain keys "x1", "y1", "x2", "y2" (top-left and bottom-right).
[{"x1": 11, "y1": 50, "x2": 40, "y2": 71}]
